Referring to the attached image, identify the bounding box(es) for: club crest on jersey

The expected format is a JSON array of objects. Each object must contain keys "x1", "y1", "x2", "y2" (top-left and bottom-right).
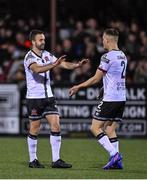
[
  {"x1": 31, "y1": 109, "x2": 38, "y2": 115},
  {"x1": 44, "y1": 56, "x2": 49, "y2": 62}
]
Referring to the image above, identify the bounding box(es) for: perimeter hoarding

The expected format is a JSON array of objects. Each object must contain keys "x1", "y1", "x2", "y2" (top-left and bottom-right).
[
  {"x1": 21, "y1": 84, "x2": 147, "y2": 137},
  {"x1": 0, "y1": 84, "x2": 20, "y2": 134}
]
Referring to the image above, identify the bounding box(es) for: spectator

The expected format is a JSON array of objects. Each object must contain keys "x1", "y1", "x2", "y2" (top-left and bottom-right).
[
  {"x1": 134, "y1": 57, "x2": 147, "y2": 83},
  {"x1": 1, "y1": 8, "x2": 147, "y2": 85}
]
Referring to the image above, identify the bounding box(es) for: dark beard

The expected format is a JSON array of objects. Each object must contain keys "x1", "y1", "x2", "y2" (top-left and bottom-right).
[{"x1": 36, "y1": 43, "x2": 45, "y2": 50}]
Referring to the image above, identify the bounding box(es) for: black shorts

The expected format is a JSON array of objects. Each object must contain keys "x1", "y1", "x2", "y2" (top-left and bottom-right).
[
  {"x1": 26, "y1": 97, "x2": 59, "y2": 120},
  {"x1": 93, "y1": 101, "x2": 125, "y2": 122}
]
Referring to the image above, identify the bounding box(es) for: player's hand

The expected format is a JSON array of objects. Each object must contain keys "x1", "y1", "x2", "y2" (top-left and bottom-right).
[
  {"x1": 69, "y1": 85, "x2": 80, "y2": 96},
  {"x1": 76, "y1": 59, "x2": 89, "y2": 68},
  {"x1": 53, "y1": 55, "x2": 67, "y2": 67}
]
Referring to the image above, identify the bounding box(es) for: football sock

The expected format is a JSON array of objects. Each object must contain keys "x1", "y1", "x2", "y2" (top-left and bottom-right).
[
  {"x1": 97, "y1": 132, "x2": 117, "y2": 156},
  {"x1": 27, "y1": 133, "x2": 38, "y2": 162},
  {"x1": 50, "y1": 132, "x2": 61, "y2": 162},
  {"x1": 109, "y1": 137, "x2": 119, "y2": 152}
]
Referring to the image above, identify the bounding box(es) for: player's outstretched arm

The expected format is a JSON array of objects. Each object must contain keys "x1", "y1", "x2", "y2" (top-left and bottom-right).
[
  {"x1": 69, "y1": 69, "x2": 104, "y2": 96},
  {"x1": 30, "y1": 55, "x2": 66, "y2": 73},
  {"x1": 59, "y1": 58, "x2": 89, "y2": 70}
]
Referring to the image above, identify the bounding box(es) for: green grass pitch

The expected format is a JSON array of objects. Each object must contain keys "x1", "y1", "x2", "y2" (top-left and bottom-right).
[{"x1": 0, "y1": 137, "x2": 147, "y2": 179}]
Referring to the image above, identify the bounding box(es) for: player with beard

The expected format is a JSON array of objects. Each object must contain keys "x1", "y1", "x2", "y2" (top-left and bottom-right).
[{"x1": 24, "y1": 29, "x2": 88, "y2": 168}]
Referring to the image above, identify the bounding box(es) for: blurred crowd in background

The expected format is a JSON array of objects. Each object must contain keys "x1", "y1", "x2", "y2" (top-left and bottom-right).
[{"x1": 1, "y1": 0, "x2": 147, "y2": 94}]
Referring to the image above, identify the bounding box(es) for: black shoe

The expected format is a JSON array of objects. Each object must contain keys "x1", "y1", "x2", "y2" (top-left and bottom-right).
[
  {"x1": 29, "y1": 159, "x2": 45, "y2": 168},
  {"x1": 51, "y1": 159, "x2": 72, "y2": 168}
]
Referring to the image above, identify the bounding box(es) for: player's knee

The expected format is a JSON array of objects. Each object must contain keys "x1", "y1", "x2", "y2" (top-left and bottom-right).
[
  {"x1": 90, "y1": 124, "x2": 99, "y2": 134},
  {"x1": 105, "y1": 126, "x2": 116, "y2": 137},
  {"x1": 51, "y1": 122, "x2": 60, "y2": 132},
  {"x1": 104, "y1": 122, "x2": 117, "y2": 135},
  {"x1": 29, "y1": 128, "x2": 40, "y2": 135},
  {"x1": 30, "y1": 123, "x2": 40, "y2": 135},
  {"x1": 105, "y1": 127, "x2": 113, "y2": 135}
]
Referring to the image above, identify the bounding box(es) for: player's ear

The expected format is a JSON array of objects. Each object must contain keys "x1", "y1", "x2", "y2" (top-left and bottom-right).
[{"x1": 32, "y1": 40, "x2": 35, "y2": 46}]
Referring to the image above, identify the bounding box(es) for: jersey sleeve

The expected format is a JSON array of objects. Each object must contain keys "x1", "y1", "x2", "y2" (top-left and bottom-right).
[
  {"x1": 25, "y1": 53, "x2": 37, "y2": 68},
  {"x1": 98, "y1": 54, "x2": 110, "y2": 73},
  {"x1": 49, "y1": 53, "x2": 57, "y2": 64}
]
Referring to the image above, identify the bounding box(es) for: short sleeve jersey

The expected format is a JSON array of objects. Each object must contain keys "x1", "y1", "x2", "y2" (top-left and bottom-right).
[
  {"x1": 98, "y1": 50, "x2": 127, "y2": 101},
  {"x1": 24, "y1": 50, "x2": 57, "y2": 98}
]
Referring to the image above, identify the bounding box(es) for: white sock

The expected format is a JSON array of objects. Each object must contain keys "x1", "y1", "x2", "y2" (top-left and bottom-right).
[
  {"x1": 110, "y1": 138, "x2": 119, "y2": 152},
  {"x1": 97, "y1": 133, "x2": 117, "y2": 157},
  {"x1": 50, "y1": 134, "x2": 61, "y2": 162},
  {"x1": 27, "y1": 135, "x2": 38, "y2": 162}
]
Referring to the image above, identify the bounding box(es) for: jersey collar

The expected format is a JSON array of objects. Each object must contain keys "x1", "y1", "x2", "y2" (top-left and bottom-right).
[{"x1": 31, "y1": 50, "x2": 43, "y2": 58}]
